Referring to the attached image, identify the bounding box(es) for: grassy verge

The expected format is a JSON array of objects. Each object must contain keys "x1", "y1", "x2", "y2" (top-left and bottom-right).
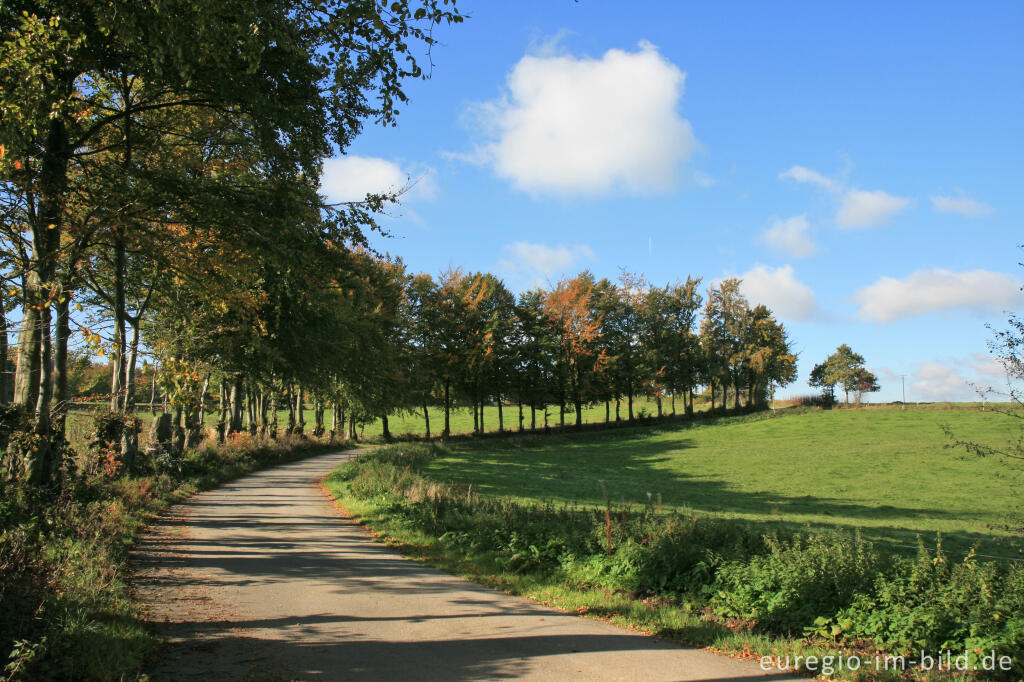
[
  {"x1": 324, "y1": 440, "x2": 1024, "y2": 680},
  {"x1": 0, "y1": 433, "x2": 349, "y2": 680}
]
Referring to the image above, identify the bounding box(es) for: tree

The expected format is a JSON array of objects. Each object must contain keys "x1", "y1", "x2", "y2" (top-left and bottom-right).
[
  {"x1": 1, "y1": 0, "x2": 462, "y2": 483},
  {"x1": 543, "y1": 273, "x2": 604, "y2": 427},
  {"x1": 809, "y1": 344, "x2": 879, "y2": 406}
]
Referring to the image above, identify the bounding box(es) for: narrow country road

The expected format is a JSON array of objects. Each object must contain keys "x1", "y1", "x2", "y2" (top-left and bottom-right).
[{"x1": 132, "y1": 450, "x2": 799, "y2": 681}]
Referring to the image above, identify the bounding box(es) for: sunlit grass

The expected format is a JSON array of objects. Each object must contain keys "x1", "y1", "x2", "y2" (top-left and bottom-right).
[{"x1": 422, "y1": 406, "x2": 1024, "y2": 559}]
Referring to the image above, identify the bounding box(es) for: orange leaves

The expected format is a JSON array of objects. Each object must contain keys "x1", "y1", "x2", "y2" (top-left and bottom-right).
[{"x1": 543, "y1": 274, "x2": 601, "y2": 357}]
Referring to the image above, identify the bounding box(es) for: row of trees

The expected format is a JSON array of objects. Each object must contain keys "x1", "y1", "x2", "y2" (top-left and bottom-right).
[
  {"x1": 0, "y1": 0, "x2": 799, "y2": 490},
  {"x1": 366, "y1": 269, "x2": 798, "y2": 440},
  {"x1": 0, "y1": 0, "x2": 463, "y2": 485}
]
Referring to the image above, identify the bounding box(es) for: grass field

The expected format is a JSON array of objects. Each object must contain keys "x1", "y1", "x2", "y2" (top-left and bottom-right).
[
  {"x1": 64, "y1": 397, "x2": 690, "y2": 447},
  {"x1": 418, "y1": 406, "x2": 1024, "y2": 560}
]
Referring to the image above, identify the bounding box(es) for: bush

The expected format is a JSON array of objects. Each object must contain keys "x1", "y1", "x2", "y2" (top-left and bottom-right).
[
  {"x1": 839, "y1": 542, "x2": 1024, "y2": 674},
  {"x1": 710, "y1": 531, "x2": 879, "y2": 633}
]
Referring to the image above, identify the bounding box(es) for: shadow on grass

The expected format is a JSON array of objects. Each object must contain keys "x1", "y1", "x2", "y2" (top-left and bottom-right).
[{"x1": 427, "y1": 421, "x2": 1021, "y2": 561}]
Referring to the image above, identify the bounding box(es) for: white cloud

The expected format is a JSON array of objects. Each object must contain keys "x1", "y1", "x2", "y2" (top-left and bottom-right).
[
  {"x1": 736, "y1": 264, "x2": 821, "y2": 322},
  {"x1": 780, "y1": 164, "x2": 910, "y2": 228},
  {"x1": 779, "y1": 165, "x2": 840, "y2": 192},
  {"x1": 321, "y1": 156, "x2": 437, "y2": 204},
  {"x1": 853, "y1": 269, "x2": 1021, "y2": 322},
  {"x1": 457, "y1": 41, "x2": 697, "y2": 196},
  {"x1": 931, "y1": 194, "x2": 993, "y2": 218},
  {"x1": 836, "y1": 189, "x2": 911, "y2": 228},
  {"x1": 757, "y1": 215, "x2": 815, "y2": 258},
  {"x1": 497, "y1": 242, "x2": 595, "y2": 289},
  {"x1": 909, "y1": 362, "x2": 976, "y2": 402}
]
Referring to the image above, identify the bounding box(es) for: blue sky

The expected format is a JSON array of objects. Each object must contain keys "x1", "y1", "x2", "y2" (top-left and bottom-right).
[{"x1": 320, "y1": 0, "x2": 1024, "y2": 402}]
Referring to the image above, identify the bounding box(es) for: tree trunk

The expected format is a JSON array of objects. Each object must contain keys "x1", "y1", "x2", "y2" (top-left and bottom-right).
[
  {"x1": 217, "y1": 381, "x2": 227, "y2": 443},
  {"x1": 172, "y1": 405, "x2": 185, "y2": 454},
  {"x1": 122, "y1": 315, "x2": 141, "y2": 413},
  {"x1": 150, "y1": 373, "x2": 158, "y2": 417},
  {"x1": 710, "y1": 381, "x2": 716, "y2": 412},
  {"x1": 0, "y1": 289, "x2": 7, "y2": 404},
  {"x1": 285, "y1": 385, "x2": 295, "y2": 432},
  {"x1": 479, "y1": 397, "x2": 485, "y2": 434},
  {"x1": 196, "y1": 374, "x2": 210, "y2": 431},
  {"x1": 605, "y1": 400, "x2": 610, "y2": 424},
  {"x1": 443, "y1": 379, "x2": 450, "y2": 438},
  {"x1": 671, "y1": 393, "x2": 676, "y2": 416},
  {"x1": 229, "y1": 374, "x2": 244, "y2": 433},
  {"x1": 422, "y1": 400, "x2": 430, "y2": 439},
  {"x1": 734, "y1": 378, "x2": 741, "y2": 410},
  {"x1": 530, "y1": 404, "x2": 536, "y2": 431},
  {"x1": 269, "y1": 389, "x2": 279, "y2": 439},
  {"x1": 574, "y1": 395, "x2": 582, "y2": 427},
  {"x1": 687, "y1": 386, "x2": 694, "y2": 416},
  {"x1": 518, "y1": 401, "x2": 524, "y2": 432},
  {"x1": 497, "y1": 396, "x2": 504, "y2": 433},
  {"x1": 13, "y1": 277, "x2": 41, "y2": 412},
  {"x1": 313, "y1": 398, "x2": 324, "y2": 437},
  {"x1": 381, "y1": 413, "x2": 391, "y2": 441},
  {"x1": 616, "y1": 398, "x2": 620, "y2": 422},
  {"x1": 472, "y1": 399, "x2": 479, "y2": 434},
  {"x1": 110, "y1": 234, "x2": 127, "y2": 412},
  {"x1": 627, "y1": 388, "x2": 634, "y2": 421},
  {"x1": 295, "y1": 386, "x2": 305, "y2": 433},
  {"x1": 656, "y1": 396, "x2": 663, "y2": 418},
  {"x1": 53, "y1": 294, "x2": 71, "y2": 435},
  {"x1": 29, "y1": 299, "x2": 54, "y2": 483}
]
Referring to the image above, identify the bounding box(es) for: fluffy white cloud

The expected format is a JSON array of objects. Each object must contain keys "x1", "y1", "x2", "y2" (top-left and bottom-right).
[
  {"x1": 853, "y1": 269, "x2": 1021, "y2": 322},
  {"x1": 757, "y1": 215, "x2": 815, "y2": 258},
  {"x1": 836, "y1": 189, "x2": 911, "y2": 228},
  {"x1": 320, "y1": 156, "x2": 437, "y2": 203},
  {"x1": 459, "y1": 41, "x2": 697, "y2": 196},
  {"x1": 931, "y1": 194, "x2": 993, "y2": 218},
  {"x1": 735, "y1": 264, "x2": 820, "y2": 322},
  {"x1": 778, "y1": 165, "x2": 840, "y2": 192},
  {"x1": 497, "y1": 242, "x2": 595, "y2": 289}
]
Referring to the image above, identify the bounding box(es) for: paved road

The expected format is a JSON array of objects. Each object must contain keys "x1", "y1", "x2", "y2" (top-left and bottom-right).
[{"x1": 133, "y1": 450, "x2": 800, "y2": 681}]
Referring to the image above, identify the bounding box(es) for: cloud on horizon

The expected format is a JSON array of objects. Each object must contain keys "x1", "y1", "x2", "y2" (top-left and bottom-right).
[
  {"x1": 852, "y1": 268, "x2": 1021, "y2": 322},
  {"x1": 496, "y1": 241, "x2": 596, "y2": 289}
]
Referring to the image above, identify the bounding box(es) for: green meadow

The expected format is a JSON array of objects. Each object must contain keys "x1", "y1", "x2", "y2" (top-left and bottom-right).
[
  {"x1": 420, "y1": 406, "x2": 1024, "y2": 559},
  {"x1": 65, "y1": 397, "x2": 692, "y2": 446}
]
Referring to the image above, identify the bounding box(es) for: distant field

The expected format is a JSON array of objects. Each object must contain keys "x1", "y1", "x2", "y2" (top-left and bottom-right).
[{"x1": 420, "y1": 406, "x2": 1024, "y2": 560}]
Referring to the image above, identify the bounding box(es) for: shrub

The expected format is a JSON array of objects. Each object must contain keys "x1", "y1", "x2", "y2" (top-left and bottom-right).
[
  {"x1": 707, "y1": 530, "x2": 880, "y2": 633},
  {"x1": 839, "y1": 543, "x2": 1024, "y2": 674}
]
